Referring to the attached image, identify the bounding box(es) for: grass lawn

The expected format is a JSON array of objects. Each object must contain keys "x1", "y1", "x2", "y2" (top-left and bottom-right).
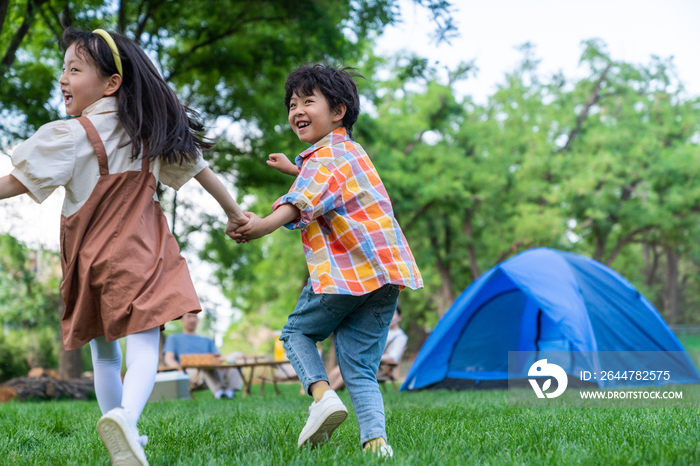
[
  {"x1": 2, "y1": 383, "x2": 700, "y2": 465},
  {"x1": 677, "y1": 334, "x2": 700, "y2": 353}
]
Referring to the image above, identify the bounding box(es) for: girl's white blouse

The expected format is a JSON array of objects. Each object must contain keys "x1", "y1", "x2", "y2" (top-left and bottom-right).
[{"x1": 11, "y1": 97, "x2": 207, "y2": 217}]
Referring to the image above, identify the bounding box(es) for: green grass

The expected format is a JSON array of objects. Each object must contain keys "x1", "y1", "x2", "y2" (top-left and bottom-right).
[
  {"x1": 677, "y1": 334, "x2": 700, "y2": 352},
  {"x1": 2, "y1": 384, "x2": 700, "y2": 465}
]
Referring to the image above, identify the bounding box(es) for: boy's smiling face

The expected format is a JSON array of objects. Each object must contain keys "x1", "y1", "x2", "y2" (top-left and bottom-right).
[{"x1": 288, "y1": 88, "x2": 346, "y2": 145}]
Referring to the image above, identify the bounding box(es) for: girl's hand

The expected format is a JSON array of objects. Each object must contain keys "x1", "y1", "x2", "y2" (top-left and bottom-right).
[
  {"x1": 225, "y1": 213, "x2": 250, "y2": 240},
  {"x1": 230, "y1": 212, "x2": 268, "y2": 242},
  {"x1": 267, "y1": 153, "x2": 299, "y2": 176},
  {"x1": 229, "y1": 204, "x2": 299, "y2": 243}
]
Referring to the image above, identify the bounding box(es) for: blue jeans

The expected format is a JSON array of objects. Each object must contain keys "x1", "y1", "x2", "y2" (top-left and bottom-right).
[{"x1": 281, "y1": 279, "x2": 401, "y2": 445}]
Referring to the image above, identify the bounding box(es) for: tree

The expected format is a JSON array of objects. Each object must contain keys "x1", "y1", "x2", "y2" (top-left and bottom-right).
[
  {"x1": 204, "y1": 42, "x2": 700, "y2": 338},
  {"x1": 0, "y1": 233, "x2": 61, "y2": 329},
  {"x1": 1, "y1": 0, "x2": 456, "y2": 361},
  {"x1": 0, "y1": 233, "x2": 64, "y2": 379},
  {"x1": 0, "y1": 0, "x2": 455, "y2": 145},
  {"x1": 555, "y1": 41, "x2": 700, "y2": 322}
]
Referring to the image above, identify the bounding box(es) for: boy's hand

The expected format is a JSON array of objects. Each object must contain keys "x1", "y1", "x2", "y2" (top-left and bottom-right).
[
  {"x1": 229, "y1": 204, "x2": 300, "y2": 243},
  {"x1": 267, "y1": 153, "x2": 299, "y2": 176},
  {"x1": 230, "y1": 212, "x2": 269, "y2": 242},
  {"x1": 225, "y1": 213, "x2": 250, "y2": 239}
]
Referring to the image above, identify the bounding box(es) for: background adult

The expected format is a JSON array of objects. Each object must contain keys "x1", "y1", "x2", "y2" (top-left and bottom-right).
[{"x1": 163, "y1": 312, "x2": 242, "y2": 399}]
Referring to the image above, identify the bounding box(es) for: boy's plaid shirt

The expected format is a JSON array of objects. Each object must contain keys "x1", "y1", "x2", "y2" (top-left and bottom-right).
[{"x1": 272, "y1": 127, "x2": 423, "y2": 295}]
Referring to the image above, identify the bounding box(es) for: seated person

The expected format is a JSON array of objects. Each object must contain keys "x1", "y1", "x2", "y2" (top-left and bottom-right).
[
  {"x1": 328, "y1": 306, "x2": 408, "y2": 391},
  {"x1": 163, "y1": 312, "x2": 242, "y2": 399}
]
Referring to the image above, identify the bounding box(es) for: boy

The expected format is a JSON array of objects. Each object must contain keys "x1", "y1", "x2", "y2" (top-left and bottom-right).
[
  {"x1": 327, "y1": 306, "x2": 408, "y2": 391},
  {"x1": 232, "y1": 64, "x2": 422, "y2": 456}
]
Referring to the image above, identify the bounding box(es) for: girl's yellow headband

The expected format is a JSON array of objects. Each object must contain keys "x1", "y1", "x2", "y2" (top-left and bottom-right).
[{"x1": 92, "y1": 29, "x2": 123, "y2": 76}]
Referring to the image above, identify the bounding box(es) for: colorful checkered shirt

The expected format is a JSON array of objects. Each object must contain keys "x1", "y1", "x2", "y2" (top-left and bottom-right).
[{"x1": 272, "y1": 127, "x2": 423, "y2": 295}]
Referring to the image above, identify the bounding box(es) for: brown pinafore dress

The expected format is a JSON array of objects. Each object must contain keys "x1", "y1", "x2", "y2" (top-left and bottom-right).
[{"x1": 59, "y1": 117, "x2": 201, "y2": 350}]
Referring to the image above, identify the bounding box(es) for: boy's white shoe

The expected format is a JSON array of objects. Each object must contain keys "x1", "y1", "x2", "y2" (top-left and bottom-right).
[
  {"x1": 96, "y1": 407, "x2": 149, "y2": 466},
  {"x1": 365, "y1": 442, "x2": 394, "y2": 458},
  {"x1": 378, "y1": 445, "x2": 394, "y2": 458},
  {"x1": 297, "y1": 389, "x2": 348, "y2": 447}
]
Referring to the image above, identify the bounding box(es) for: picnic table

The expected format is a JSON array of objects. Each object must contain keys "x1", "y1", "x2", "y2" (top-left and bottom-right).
[
  {"x1": 178, "y1": 358, "x2": 286, "y2": 398},
  {"x1": 160, "y1": 359, "x2": 402, "y2": 397},
  {"x1": 377, "y1": 362, "x2": 399, "y2": 392}
]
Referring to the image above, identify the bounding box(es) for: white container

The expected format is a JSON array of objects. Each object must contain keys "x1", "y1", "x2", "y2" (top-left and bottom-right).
[{"x1": 148, "y1": 371, "x2": 190, "y2": 402}]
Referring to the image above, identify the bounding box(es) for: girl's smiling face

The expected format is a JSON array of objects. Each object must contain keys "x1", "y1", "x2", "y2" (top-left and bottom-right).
[
  {"x1": 59, "y1": 44, "x2": 118, "y2": 116},
  {"x1": 288, "y1": 88, "x2": 346, "y2": 144}
]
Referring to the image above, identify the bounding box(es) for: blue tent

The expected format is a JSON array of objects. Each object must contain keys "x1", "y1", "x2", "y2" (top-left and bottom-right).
[{"x1": 402, "y1": 248, "x2": 700, "y2": 391}]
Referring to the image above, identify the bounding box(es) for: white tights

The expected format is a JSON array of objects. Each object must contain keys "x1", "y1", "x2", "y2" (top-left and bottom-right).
[{"x1": 89, "y1": 327, "x2": 160, "y2": 423}]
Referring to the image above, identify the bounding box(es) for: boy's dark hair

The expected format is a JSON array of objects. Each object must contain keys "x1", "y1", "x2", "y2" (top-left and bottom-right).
[
  {"x1": 396, "y1": 305, "x2": 401, "y2": 316},
  {"x1": 61, "y1": 28, "x2": 213, "y2": 164},
  {"x1": 284, "y1": 64, "x2": 362, "y2": 139}
]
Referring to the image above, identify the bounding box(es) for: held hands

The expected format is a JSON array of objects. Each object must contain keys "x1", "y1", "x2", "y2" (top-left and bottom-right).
[
  {"x1": 228, "y1": 212, "x2": 268, "y2": 243},
  {"x1": 225, "y1": 213, "x2": 250, "y2": 239},
  {"x1": 227, "y1": 155, "x2": 298, "y2": 244},
  {"x1": 267, "y1": 153, "x2": 299, "y2": 176},
  {"x1": 227, "y1": 204, "x2": 300, "y2": 243}
]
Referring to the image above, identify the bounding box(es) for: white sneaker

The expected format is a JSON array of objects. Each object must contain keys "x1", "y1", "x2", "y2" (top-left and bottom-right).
[
  {"x1": 378, "y1": 445, "x2": 394, "y2": 458},
  {"x1": 365, "y1": 441, "x2": 394, "y2": 458},
  {"x1": 297, "y1": 389, "x2": 348, "y2": 447},
  {"x1": 224, "y1": 389, "x2": 235, "y2": 399},
  {"x1": 96, "y1": 407, "x2": 149, "y2": 465},
  {"x1": 214, "y1": 388, "x2": 224, "y2": 399}
]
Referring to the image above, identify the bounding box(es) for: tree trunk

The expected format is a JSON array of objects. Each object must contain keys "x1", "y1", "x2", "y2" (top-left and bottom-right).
[
  {"x1": 118, "y1": 0, "x2": 127, "y2": 33},
  {"x1": 170, "y1": 190, "x2": 178, "y2": 235},
  {"x1": 1, "y1": 0, "x2": 49, "y2": 71},
  {"x1": 58, "y1": 300, "x2": 82, "y2": 379},
  {"x1": 428, "y1": 219, "x2": 455, "y2": 317},
  {"x1": 592, "y1": 229, "x2": 607, "y2": 263},
  {"x1": 643, "y1": 243, "x2": 659, "y2": 287},
  {"x1": 559, "y1": 63, "x2": 612, "y2": 153},
  {"x1": 0, "y1": 0, "x2": 10, "y2": 39},
  {"x1": 158, "y1": 332, "x2": 166, "y2": 366},
  {"x1": 463, "y1": 209, "x2": 481, "y2": 279},
  {"x1": 662, "y1": 248, "x2": 679, "y2": 324},
  {"x1": 435, "y1": 260, "x2": 455, "y2": 318}
]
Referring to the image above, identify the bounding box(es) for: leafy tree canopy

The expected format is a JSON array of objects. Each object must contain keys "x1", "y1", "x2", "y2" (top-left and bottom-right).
[
  {"x1": 204, "y1": 41, "x2": 700, "y2": 341},
  {"x1": 0, "y1": 0, "x2": 455, "y2": 146}
]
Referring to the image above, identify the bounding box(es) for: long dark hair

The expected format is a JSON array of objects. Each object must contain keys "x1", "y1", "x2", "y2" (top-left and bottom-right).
[{"x1": 61, "y1": 28, "x2": 213, "y2": 164}]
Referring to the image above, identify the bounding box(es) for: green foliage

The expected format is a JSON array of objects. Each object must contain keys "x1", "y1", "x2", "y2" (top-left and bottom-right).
[
  {"x1": 4, "y1": 2, "x2": 700, "y2": 339},
  {"x1": 0, "y1": 0, "x2": 455, "y2": 375},
  {"x1": 0, "y1": 234, "x2": 62, "y2": 329},
  {"x1": 0, "y1": 331, "x2": 29, "y2": 382},
  {"x1": 0, "y1": 0, "x2": 452, "y2": 145},
  {"x1": 0, "y1": 327, "x2": 60, "y2": 382},
  {"x1": 209, "y1": 42, "x2": 700, "y2": 338},
  {"x1": 0, "y1": 0, "x2": 65, "y2": 143},
  {"x1": 0, "y1": 235, "x2": 62, "y2": 379}
]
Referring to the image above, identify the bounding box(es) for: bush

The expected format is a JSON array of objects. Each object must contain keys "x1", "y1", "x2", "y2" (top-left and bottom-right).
[
  {"x1": 0, "y1": 327, "x2": 63, "y2": 383},
  {"x1": 26, "y1": 327, "x2": 59, "y2": 370},
  {"x1": 0, "y1": 332, "x2": 30, "y2": 383}
]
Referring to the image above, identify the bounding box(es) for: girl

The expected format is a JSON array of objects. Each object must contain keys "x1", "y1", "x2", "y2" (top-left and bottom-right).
[{"x1": 0, "y1": 28, "x2": 247, "y2": 465}]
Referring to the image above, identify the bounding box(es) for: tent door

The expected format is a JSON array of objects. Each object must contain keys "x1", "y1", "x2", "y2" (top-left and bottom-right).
[{"x1": 535, "y1": 310, "x2": 572, "y2": 372}]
